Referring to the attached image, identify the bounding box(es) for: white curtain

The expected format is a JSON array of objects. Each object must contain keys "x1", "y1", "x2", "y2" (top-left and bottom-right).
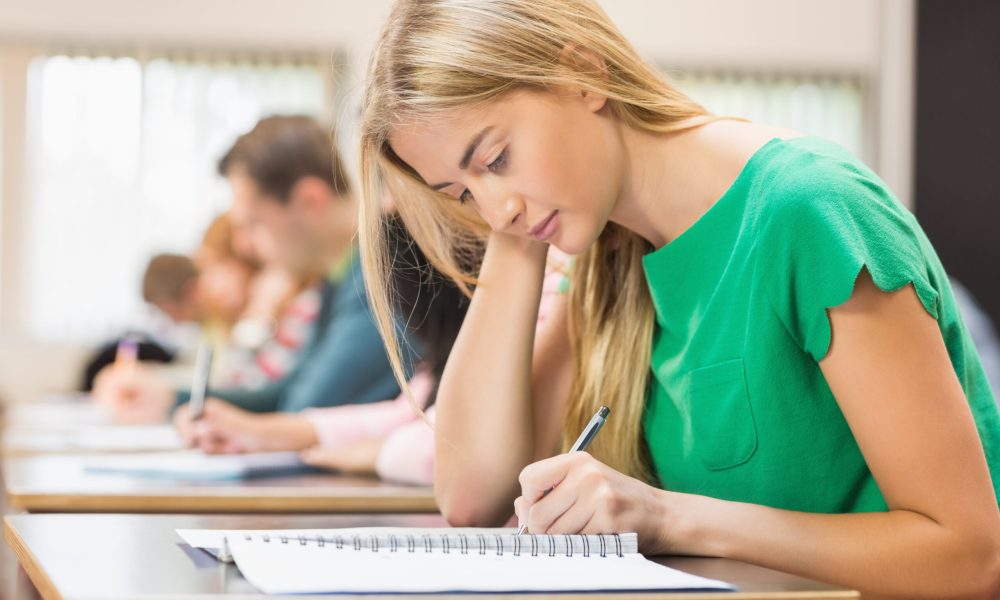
[
  {"x1": 25, "y1": 53, "x2": 329, "y2": 342},
  {"x1": 671, "y1": 71, "x2": 867, "y2": 161}
]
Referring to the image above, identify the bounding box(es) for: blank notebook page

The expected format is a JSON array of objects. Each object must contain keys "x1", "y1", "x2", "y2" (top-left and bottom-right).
[{"x1": 225, "y1": 530, "x2": 735, "y2": 594}]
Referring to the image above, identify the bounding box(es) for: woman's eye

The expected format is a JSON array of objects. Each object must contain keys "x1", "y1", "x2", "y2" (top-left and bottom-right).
[
  {"x1": 487, "y1": 149, "x2": 508, "y2": 173},
  {"x1": 453, "y1": 149, "x2": 506, "y2": 204}
]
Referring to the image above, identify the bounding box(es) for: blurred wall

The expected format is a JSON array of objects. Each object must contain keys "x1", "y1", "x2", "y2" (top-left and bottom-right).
[
  {"x1": 0, "y1": 0, "x2": 881, "y2": 70},
  {"x1": 0, "y1": 0, "x2": 914, "y2": 402}
]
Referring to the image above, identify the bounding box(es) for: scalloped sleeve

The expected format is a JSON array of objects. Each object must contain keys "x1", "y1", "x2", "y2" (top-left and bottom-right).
[{"x1": 759, "y1": 167, "x2": 941, "y2": 362}]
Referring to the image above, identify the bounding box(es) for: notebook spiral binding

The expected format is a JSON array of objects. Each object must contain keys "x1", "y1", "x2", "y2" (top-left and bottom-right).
[{"x1": 244, "y1": 532, "x2": 626, "y2": 558}]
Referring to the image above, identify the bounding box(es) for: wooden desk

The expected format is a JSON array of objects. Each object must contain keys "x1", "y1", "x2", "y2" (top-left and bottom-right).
[
  {"x1": 3, "y1": 454, "x2": 437, "y2": 513},
  {"x1": 4, "y1": 513, "x2": 858, "y2": 600}
]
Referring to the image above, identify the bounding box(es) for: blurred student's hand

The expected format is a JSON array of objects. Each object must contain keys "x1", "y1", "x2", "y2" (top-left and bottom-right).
[
  {"x1": 173, "y1": 399, "x2": 317, "y2": 454},
  {"x1": 300, "y1": 441, "x2": 383, "y2": 476},
  {"x1": 93, "y1": 364, "x2": 174, "y2": 424},
  {"x1": 173, "y1": 399, "x2": 259, "y2": 454}
]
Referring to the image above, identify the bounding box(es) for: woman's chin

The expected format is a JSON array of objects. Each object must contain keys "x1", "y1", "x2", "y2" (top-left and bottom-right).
[
  {"x1": 550, "y1": 227, "x2": 604, "y2": 256},
  {"x1": 549, "y1": 238, "x2": 585, "y2": 257}
]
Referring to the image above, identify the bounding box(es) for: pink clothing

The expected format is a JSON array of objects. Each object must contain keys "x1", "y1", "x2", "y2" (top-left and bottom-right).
[
  {"x1": 375, "y1": 406, "x2": 436, "y2": 485},
  {"x1": 255, "y1": 287, "x2": 322, "y2": 380},
  {"x1": 302, "y1": 369, "x2": 434, "y2": 451},
  {"x1": 304, "y1": 247, "x2": 570, "y2": 486}
]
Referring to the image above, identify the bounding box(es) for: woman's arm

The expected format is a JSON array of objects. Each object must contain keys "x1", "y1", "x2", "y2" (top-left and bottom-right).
[
  {"x1": 435, "y1": 232, "x2": 572, "y2": 526},
  {"x1": 516, "y1": 272, "x2": 1000, "y2": 599}
]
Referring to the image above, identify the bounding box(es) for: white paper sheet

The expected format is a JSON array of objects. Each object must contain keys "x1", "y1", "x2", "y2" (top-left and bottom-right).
[
  {"x1": 3, "y1": 425, "x2": 182, "y2": 452},
  {"x1": 84, "y1": 450, "x2": 306, "y2": 480}
]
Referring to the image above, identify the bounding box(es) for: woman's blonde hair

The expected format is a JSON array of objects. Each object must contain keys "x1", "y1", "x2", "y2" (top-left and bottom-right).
[{"x1": 359, "y1": 0, "x2": 711, "y2": 483}]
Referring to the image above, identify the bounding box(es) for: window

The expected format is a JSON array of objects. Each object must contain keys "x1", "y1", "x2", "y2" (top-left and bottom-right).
[
  {"x1": 24, "y1": 52, "x2": 332, "y2": 341},
  {"x1": 669, "y1": 70, "x2": 869, "y2": 161}
]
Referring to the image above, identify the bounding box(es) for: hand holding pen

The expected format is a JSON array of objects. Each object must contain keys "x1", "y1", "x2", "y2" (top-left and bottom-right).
[{"x1": 516, "y1": 406, "x2": 610, "y2": 535}]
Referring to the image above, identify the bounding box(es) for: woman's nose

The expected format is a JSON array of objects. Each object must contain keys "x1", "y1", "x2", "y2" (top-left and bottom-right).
[{"x1": 482, "y1": 190, "x2": 526, "y2": 233}]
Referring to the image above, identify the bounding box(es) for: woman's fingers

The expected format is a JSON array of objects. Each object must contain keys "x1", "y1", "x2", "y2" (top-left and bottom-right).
[{"x1": 517, "y1": 452, "x2": 610, "y2": 533}]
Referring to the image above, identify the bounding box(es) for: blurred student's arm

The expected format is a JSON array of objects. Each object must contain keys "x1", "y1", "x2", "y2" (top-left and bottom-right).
[{"x1": 173, "y1": 398, "x2": 317, "y2": 453}]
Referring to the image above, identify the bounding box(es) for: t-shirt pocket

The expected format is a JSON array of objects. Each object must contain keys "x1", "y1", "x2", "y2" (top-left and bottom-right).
[{"x1": 688, "y1": 358, "x2": 758, "y2": 471}]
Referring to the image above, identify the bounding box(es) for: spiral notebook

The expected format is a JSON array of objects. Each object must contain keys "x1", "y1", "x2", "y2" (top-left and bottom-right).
[{"x1": 177, "y1": 527, "x2": 736, "y2": 594}]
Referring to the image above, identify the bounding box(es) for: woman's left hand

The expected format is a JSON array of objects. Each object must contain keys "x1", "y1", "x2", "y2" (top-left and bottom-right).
[{"x1": 513, "y1": 452, "x2": 682, "y2": 555}]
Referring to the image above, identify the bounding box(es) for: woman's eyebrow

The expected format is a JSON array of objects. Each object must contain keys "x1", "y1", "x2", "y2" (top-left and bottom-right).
[
  {"x1": 459, "y1": 126, "x2": 493, "y2": 169},
  {"x1": 428, "y1": 126, "x2": 494, "y2": 190}
]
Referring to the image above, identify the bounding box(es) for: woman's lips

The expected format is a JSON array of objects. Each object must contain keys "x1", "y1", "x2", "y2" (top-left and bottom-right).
[{"x1": 528, "y1": 210, "x2": 560, "y2": 241}]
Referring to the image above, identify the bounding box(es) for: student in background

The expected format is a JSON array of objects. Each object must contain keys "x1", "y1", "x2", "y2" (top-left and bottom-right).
[
  {"x1": 142, "y1": 254, "x2": 202, "y2": 325},
  {"x1": 211, "y1": 214, "x2": 323, "y2": 390},
  {"x1": 356, "y1": 1, "x2": 1000, "y2": 597},
  {"x1": 133, "y1": 253, "x2": 205, "y2": 354},
  {"x1": 197, "y1": 210, "x2": 309, "y2": 356},
  {"x1": 173, "y1": 214, "x2": 569, "y2": 486},
  {"x1": 94, "y1": 116, "x2": 406, "y2": 423},
  {"x1": 80, "y1": 254, "x2": 199, "y2": 394},
  {"x1": 194, "y1": 213, "x2": 258, "y2": 335},
  {"x1": 80, "y1": 338, "x2": 174, "y2": 393},
  {"x1": 172, "y1": 215, "x2": 460, "y2": 484},
  {"x1": 222, "y1": 268, "x2": 322, "y2": 389}
]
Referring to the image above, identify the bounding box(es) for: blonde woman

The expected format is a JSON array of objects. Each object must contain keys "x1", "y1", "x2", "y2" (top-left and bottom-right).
[{"x1": 356, "y1": 1, "x2": 1000, "y2": 597}]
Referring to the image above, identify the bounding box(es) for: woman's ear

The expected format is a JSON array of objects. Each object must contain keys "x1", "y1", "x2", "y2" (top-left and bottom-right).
[
  {"x1": 287, "y1": 176, "x2": 331, "y2": 217},
  {"x1": 559, "y1": 44, "x2": 609, "y2": 113}
]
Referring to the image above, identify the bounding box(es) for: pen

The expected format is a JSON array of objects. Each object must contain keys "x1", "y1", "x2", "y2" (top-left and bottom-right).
[
  {"x1": 188, "y1": 342, "x2": 214, "y2": 421},
  {"x1": 115, "y1": 336, "x2": 139, "y2": 370},
  {"x1": 516, "y1": 405, "x2": 611, "y2": 535}
]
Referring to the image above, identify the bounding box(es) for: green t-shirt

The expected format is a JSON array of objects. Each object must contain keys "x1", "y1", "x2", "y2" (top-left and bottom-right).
[{"x1": 642, "y1": 136, "x2": 1000, "y2": 513}]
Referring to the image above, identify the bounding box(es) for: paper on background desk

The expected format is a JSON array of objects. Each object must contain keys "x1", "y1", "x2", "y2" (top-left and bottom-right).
[
  {"x1": 4, "y1": 395, "x2": 108, "y2": 428},
  {"x1": 84, "y1": 449, "x2": 308, "y2": 481},
  {"x1": 3, "y1": 425, "x2": 183, "y2": 453}
]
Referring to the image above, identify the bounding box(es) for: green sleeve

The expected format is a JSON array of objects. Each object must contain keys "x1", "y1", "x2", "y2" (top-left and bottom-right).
[{"x1": 758, "y1": 161, "x2": 940, "y2": 362}]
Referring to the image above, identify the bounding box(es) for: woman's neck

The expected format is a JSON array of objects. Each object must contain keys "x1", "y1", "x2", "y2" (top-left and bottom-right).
[{"x1": 609, "y1": 119, "x2": 786, "y2": 250}]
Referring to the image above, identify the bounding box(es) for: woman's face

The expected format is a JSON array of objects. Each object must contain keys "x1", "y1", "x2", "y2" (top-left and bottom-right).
[{"x1": 388, "y1": 88, "x2": 625, "y2": 255}]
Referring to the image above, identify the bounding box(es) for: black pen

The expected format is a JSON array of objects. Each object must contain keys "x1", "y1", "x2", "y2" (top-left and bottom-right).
[{"x1": 516, "y1": 405, "x2": 611, "y2": 535}]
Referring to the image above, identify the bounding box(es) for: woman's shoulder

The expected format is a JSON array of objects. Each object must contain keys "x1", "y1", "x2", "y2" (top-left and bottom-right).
[
  {"x1": 747, "y1": 135, "x2": 908, "y2": 234},
  {"x1": 694, "y1": 122, "x2": 894, "y2": 225}
]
